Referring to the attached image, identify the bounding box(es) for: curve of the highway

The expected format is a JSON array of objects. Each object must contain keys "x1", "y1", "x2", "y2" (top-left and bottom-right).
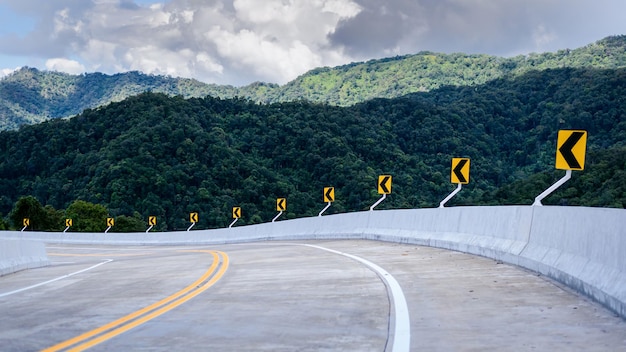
[
  {"x1": 1, "y1": 240, "x2": 625, "y2": 351},
  {"x1": 2, "y1": 205, "x2": 625, "y2": 350}
]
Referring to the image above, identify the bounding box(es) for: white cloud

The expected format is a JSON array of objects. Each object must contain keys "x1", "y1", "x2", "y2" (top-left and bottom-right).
[
  {"x1": 0, "y1": 0, "x2": 364, "y2": 85},
  {"x1": 0, "y1": 0, "x2": 625, "y2": 85},
  {"x1": 52, "y1": 8, "x2": 83, "y2": 38},
  {"x1": 195, "y1": 52, "x2": 223, "y2": 75},
  {"x1": 80, "y1": 39, "x2": 119, "y2": 72},
  {"x1": 209, "y1": 26, "x2": 323, "y2": 83},
  {"x1": 45, "y1": 58, "x2": 86, "y2": 74},
  {"x1": 533, "y1": 25, "x2": 559, "y2": 52},
  {"x1": 0, "y1": 67, "x2": 21, "y2": 78}
]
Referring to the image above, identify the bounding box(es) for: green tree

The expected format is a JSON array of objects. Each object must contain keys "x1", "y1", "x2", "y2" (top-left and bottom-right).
[
  {"x1": 0, "y1": 216, "x2": 9, "y2": 230},
  {"x1": 65, "y1": 200, "x2": 109, "y2": 232},
  {"x1": 112, "y1": 212, "x2": 146, "y2": 232},
  {"x1": 44, "y1": 205, "x2": 65, "y2": 231},
  {"x1": 9, "y1": 196, "x2": 47, "y2": 231}
]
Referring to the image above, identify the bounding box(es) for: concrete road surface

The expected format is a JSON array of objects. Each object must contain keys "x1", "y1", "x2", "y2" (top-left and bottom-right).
[{"x1": 0, "y1": 240, "x2": 624, "y2": 351}]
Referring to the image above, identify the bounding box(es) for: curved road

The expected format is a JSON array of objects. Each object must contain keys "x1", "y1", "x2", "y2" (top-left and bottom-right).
[{"x1": 0, "y1": 240, "x2": 624, "y2": 351}]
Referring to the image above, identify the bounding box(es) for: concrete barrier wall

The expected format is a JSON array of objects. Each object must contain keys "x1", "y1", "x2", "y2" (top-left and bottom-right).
[
  {"x1": 1, "y1": 205, "x2": 624, "y2": 318},
  {"x1": 0, "y1": 239, "x2": 49, "y2": 276},
  {"x1": 520, "y1": 206, "x2": 626, "y2": 319}
]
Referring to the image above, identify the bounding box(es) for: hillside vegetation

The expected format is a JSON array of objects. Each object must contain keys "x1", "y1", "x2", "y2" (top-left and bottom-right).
[
  {"x1": 0, "y1": 66, "x2": 624, "y2": 231},
  {"x1": 1, "y1": 36, "x2": 626, "y2": 130}
]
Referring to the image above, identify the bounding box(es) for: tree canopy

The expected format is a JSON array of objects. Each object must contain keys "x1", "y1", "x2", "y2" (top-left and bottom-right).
[
  {"x1": 0, "y1": 65, "x2": 624, "y2": 231},
  {"x1": 2, "y1": 36, "x2": 626, "y2": 130}
]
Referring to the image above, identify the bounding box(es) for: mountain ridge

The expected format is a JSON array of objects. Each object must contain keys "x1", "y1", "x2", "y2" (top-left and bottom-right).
[
  {"x1": 1, "y1": 35, "x2": 625, "y2": 130},
  {"x1": 1, "y1": 65, "x2": 624, "y2": 230}
]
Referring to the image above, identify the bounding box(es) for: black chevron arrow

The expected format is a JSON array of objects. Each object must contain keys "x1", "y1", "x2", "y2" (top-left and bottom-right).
[
  {"x1": 559, "y1": 131, "x2": 584, "y2": 169},
  {"x1": 325, "y1": 188, "x2": 334, "y2": 202},
  {"x1": 453, "y1": 159, "x2": 468, "y2": 183},
  {"x1": 379, "y1": 176, "x2": 391, "y2": 193}
]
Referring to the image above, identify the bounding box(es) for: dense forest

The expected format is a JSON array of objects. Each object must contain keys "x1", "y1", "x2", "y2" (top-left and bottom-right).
[
  {"x1": 1, "y1": 36, "x2": 626, "y2": 130},
  {"x1": 0, "y1": 65, "x2": 624, "y2": 231}
]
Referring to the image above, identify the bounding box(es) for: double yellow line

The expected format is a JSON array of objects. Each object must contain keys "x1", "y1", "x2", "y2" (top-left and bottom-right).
[{"x1": 43, "y1": 250, "x2": 229, "y2": 352}]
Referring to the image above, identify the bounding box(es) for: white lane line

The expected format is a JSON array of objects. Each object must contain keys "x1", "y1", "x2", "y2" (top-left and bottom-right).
[
  {"x1": 303, "y1": 244, "x2": 411, "y2": 352},
  {"x1": 46, "y1": 246, "x2": 154, "y2": 251},
  {"x1": 0, "y1": 259, "x2": 113, "y2": 298}
]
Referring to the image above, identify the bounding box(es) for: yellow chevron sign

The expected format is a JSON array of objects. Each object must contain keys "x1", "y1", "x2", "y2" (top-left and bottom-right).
[
  {"x1": 148, "y1": 216, "x2": 157, "y2": 226},
  {"x1": 451, "y1": 158, "x2": 470, "y2": 184},
  {"x1": 23, "y1": 218, "x2": 30, "y2": 227},
  {"x1": 377, "y1": 175, "x2": 392, "y2": 194},
  {"x1": 556, "y1": 130, "x2": 587, "y2": 170},
  {"x1": 323, "y1": 187, "x2": 335, "y2": 202},
  {"x1": 276, "y1": 198, "x2": 286, "y2": 211},
  {"x1": 65, "y1": 219, "x2": 73, "y2": 227},
  {"x1": 232, "y1": 207, "x2": 242, "y2": 219},
  {"x1": 190, "y1": 212, "x2": 199, "y2": 223},
  {"x1": 107, "y1": 217, "x2": 115, "y2": 227}
]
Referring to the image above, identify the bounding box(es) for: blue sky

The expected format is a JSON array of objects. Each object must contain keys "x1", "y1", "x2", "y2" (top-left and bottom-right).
[{"x1": 1, "y1": 0, "x2": 626, "y2": 86}]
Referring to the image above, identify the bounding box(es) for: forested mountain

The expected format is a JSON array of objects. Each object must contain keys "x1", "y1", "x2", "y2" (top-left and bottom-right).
[
  {"x1": 1, "y1": 36, "x2": 626, "y2": 130},
  {"x1": 0, "y1": 69, "x2": 238, "y2": 130},
  {"x1": 1, "y1": 66, "x2": 624, "y2": 231}
]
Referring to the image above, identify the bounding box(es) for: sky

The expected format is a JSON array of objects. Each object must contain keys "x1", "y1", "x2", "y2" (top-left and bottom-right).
[{"x1": 0, "y1": 0, "x2": 625, "y2": 86}]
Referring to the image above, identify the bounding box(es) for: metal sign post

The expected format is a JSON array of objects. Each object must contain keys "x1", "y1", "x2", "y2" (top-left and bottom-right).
[
  {"x1": 319, "y1": 202, "x2": 332, "y2": 216},
  {"x1": 146, "y1": 216, "x2": 156, "y2": 233},
  {"x1": 533, "y1": 130, "x2": 587, "y2": 206},
  {"x1": 533, "y1": 170, "x2": 572, "y2": 206},
  {"x1": 319, "y1": 187, "x2": 335, "y2": 216},
  {"x1": 369, "y1": 194, "x2": 387, "y2": 211},
  {"x1": 273, "y1": 199, "x2": 286, "y2": 222},
  {"x1": 439, "y1": 158, "x2": 470, "y2": 208},
  {"x1": 272, "y1": 211, "x2": 283, "y2": 223},
  {"x1": 63, "y1": 219, "x2": 72, "y2": 233},
  {"x1": 439, "y1": 184, "x2": 462, "y2": 208},
  {"x1": 230, "y1": 207, "x2": 241, "y2": 228},
  {"x1": 370, "y1": 175, "x2": 391, "y2": 211},
  {"x1": 187, "y1": 212, "x2": 198, "y2": 231},
  {"x1": 105, "y1": 217, "x2": 114, "y2": 233}
]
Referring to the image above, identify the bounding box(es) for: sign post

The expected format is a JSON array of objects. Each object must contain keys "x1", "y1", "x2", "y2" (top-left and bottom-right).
[
  {"x1": 319, "y1": 187, "x2": 335, "y2": 216},
  {"x1": 146, "y1": 216, "x2": 157, "y2": 233},
  {"x1": 187, "y1": 212, "x2": 198, "y2": 231},
  {"x1": 63, "y1": 219, "x2": 73, "y2": 233},
  {"x1": 273, "y1": 198, "x2": 286, "y2": 222},
  {"x1": 439, "y1": 158, "x2": 470, "y2": 208},
  {"x1": 370, "y1": 175, "x2": 392, "y2": 210},
  {"x1": 230, "y1": 207, "x2": 241, "y2": 228},
  {"x1": 105, "y1": 217, "x2": 114, "y2": 233},
  {"x1": 533, "y1": 130, "x2": 587, "y2": 206}
]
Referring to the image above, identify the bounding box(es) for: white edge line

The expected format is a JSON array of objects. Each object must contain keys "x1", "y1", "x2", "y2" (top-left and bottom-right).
[
  {"x1": 0, "y1": 259, "x2": 114, "y2": 298},
  {"x1": 303, "y1": 244, "x2": 411, "y2": 352}
]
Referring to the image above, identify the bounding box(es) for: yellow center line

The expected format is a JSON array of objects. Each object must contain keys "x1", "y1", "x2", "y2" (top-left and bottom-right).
[
  {"x1": 70, "y1": 252, "x2": 230, "y2": 351},
  {"x1": 42, "y1": 250, "x2": 229, "y2": 352}
]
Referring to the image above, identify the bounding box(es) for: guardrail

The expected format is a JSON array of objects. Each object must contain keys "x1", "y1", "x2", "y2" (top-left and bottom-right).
[
  {"x1": 2, "y1": 205, "x2": 624, "y2": 319},
  {"x1": 0, "y1": 239, "x2": 49, "y2": 276}
]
